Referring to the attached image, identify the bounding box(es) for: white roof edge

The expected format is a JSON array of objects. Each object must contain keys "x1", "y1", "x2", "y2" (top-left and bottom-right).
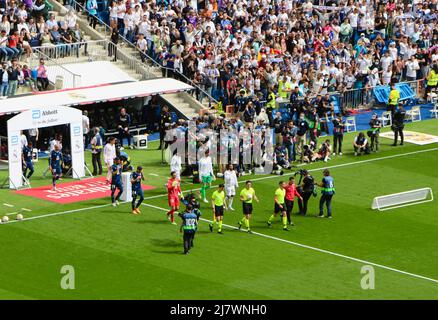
[{"x1": 0, "y1": 78, "x2": 193, "y2": 115}]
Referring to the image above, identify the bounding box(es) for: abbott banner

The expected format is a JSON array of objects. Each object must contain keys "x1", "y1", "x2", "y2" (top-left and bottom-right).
[{"x1": 7, "y1": 106, "x2": 85, "y2": 189}]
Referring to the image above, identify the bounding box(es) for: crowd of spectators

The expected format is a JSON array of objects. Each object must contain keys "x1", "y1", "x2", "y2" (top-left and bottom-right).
[
  {"x1": 69, "y1": 0, "x2": 436, "y2": 172},
  {"x1": 101, "y1": 0, "x2": 437, "y2": 107},
  {"x1": 0, "y1": 0, "x2": 87, "y2": 97}
]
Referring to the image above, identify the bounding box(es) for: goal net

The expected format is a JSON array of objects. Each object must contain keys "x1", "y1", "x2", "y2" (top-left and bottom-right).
[{"x1": 372, "y1": 188, "x2": 434, "y2": 211}]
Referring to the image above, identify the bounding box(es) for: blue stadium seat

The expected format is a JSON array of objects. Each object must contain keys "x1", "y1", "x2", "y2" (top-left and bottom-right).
[
  {"x1": 276, "y1": 107, "x2": 291, "y2": 121},
  {"x1": 170, "y1": 112, "x2": 178, "y2": 123},
  {"x1": 330, "y1": 94, "x2": 341, "y2": 114},
  {"x1": 373, "y1": 83, "x2": 415, "y2": 104}
]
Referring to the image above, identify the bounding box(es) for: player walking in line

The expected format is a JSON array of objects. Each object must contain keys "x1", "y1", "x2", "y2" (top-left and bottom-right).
[
  {"x1": 238, "y1": 180, "x2": 259, "y2": 233},
  {"x1": 316, "y1": 169, "x2": 335, "y2": 218},
  {"x1": 224, "y1": 164, "x2": 238, "y2": 210},
  {"x1": 210, "y1": 184, "x2": 227, "y2": 234},
  {"x1": 284, "y1": 177, "x2": 303, "y2": 226},
  {"x1": 268, "y1": 181, "x2": 289, "y2": 231},
  {"x1": 104, "y1": 137, "x2": 117, "y2": 184},
  {"x1": 130, "y1": 166, "x2": 144, "y2": 214},
  {"x1": 167, "y1": 171, "x2": 182, "y2": 225},
  {"x1": 170, "y1": 150, "x2": 182, "y2": 180},
  {"x1": 49, "y1": 144, "x2": 63, "y2": 191},
  {"x1": 110, "y1": 157, "x2": 124, "y2": 206},
  {"x1": 199, "y1": 151, "x2": 215, "y2": 203},
  {"x1": 180, "y1": 204, "x2": 199, "y2": 254},
  {"x1": 22, "y1": 141, "x2": 34, "y2": 180}
]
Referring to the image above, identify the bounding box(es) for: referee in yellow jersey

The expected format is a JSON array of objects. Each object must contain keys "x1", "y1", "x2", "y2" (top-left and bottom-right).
[
  {"x1": 267, "y1": 181, "x2": 290, "y2": 231},
  {"x1": 210, "y1": 184, "x2": 227, "y2": 234},
  {"x1": 238, "y1": 180, "x2": 259, "y2": 234}
]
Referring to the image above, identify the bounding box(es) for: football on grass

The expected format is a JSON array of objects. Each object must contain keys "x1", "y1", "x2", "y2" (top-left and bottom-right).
[
  {"x1": 2, "y1": 216, "x2": 9, "y2": 223},
  {"x1": 16, "y1": 214, "x2": 24, "y2": 220}
]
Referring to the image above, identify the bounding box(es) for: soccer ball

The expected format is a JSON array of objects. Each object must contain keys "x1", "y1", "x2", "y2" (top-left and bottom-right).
[
  {"x1": 16, "y1": 214, "x2": 24, "y2": 221},
  {"x1": 247, "y1": 194, "x2": 253, "y2": 200},
  {"x1": 2, "y1": 216, "x2": 9, "y2": 223}
]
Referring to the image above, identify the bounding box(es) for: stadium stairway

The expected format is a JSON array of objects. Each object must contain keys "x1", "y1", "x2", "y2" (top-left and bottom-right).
[{"x1": 47, "y1": 1, "x2": 204, "y2": 120}]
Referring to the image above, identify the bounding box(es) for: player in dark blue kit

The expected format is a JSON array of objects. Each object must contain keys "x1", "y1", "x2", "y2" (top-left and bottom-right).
[
  {"x1": 130, "y1": 166, "x2": 144, "y2": 214},
  {"x1": 22, "y1": 141, "x2": 34, "y2": 180},
  {"x1": 111, "y1": 157, "x2": 124, "y2": 206},
  {"x1": 50, "y1": 144, "x2": 63, "y2": 190}
]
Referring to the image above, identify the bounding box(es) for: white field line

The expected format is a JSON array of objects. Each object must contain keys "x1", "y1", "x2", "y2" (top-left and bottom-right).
[
  {"x1": 142, "y1": 147, "x2": 438, "y2": 201},
  {"x1": 2, "y1": 202, "x2": 129, "y2": 225},
  {"x1": 3, "y1": 203, "x2": 14, "y2": 207},
  {"x1": 142, "y1": 202, "x2": 438, "y2": 285},
  {"x1": 4, "y1": 208, "x2": 33, "y2": 216},
  {"x1": 2, "y1": 146, "x2": 437, "y2": 225}
]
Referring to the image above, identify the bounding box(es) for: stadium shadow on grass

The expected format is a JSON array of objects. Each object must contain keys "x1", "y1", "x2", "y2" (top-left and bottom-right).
[
  {"x1": 150, "y1": 238, "x2": 180, "y2": 248},
  {"x1": 134, "y1": 219, "x2": 171, "y2": 225}
]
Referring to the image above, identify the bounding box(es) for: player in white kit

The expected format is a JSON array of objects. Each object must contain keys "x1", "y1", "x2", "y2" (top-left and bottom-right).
[
  {"x1": 224, "y1": 164, "x2": 238, "y2": 210},
  {"x1": 104, "y1": 137, "x2": 117, "y2": 183},
  {"x1": 170, "y1": 151, "x2": 182, "y2": 180}
]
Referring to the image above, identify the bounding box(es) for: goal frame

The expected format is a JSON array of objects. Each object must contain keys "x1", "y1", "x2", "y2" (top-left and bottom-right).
[{"x1": 372, "y1": 187, "x2": 434, "y2": 211}]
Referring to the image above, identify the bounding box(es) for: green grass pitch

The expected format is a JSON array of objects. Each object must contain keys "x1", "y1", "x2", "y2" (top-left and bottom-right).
[{"x1": 1, "y1": 120, "x2": 438, "y2": 299}]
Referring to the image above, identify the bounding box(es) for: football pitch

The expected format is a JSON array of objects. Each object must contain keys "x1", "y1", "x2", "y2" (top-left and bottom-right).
[{"x1": 1, "y1": 120, "x2": 438, "y2": 300}]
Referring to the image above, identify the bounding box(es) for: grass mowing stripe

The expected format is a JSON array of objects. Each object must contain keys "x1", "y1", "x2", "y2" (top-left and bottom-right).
[
  {"x1": 142, "y1": 146, "x2": 438, "y2": 200},
  {"x1": 2, "y1": 147, "x2": 438, "y2": 226},
  {"x1": 141, "y1": 202, "x2": 438, "y2": 286}
]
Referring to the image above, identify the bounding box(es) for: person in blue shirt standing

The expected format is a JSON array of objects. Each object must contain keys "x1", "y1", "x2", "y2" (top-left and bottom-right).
[
  {"x1": 22, "y1": 141, "x2": 34, "y2": 180},
  {"x1": 50, "y1": 144, "x2": 63, "y2": 191},
  {"x1": 86, "y1": 0, "x2": 98, "y2": 29},
  {"x1": 111, "y1": 157, "x2": 124, "y2": 206},
  {"x1": 317, "y1": 169, "x2": 335, "y2": 218},
  {"x1": 130, "y1": 166, "x2": 144, "y2": 215},
  {"x1": 179, "y1": 204, "x2": 199, "y2": 255}
]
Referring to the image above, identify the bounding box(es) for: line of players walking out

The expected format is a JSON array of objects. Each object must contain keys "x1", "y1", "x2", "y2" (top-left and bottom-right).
[{"x1": 163, "y1": 154, "x2": 335, "y2": 254}]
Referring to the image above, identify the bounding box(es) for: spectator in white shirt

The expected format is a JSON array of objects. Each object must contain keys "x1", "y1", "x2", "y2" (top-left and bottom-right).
[{"x1": 405, "y1": 56, "x2": 420, "y2": 81}]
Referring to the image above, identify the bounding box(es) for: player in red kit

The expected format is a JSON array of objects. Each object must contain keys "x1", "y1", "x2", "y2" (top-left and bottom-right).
[
  {"x1": 167, "y1": 171, "x2": 182, "y2": 225},
  {"x1": 284, "y1": 176, "x2": 303, "y2": 226}
]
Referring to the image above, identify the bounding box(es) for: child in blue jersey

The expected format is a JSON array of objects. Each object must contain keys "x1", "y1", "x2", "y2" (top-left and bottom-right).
[
  {"x1": 111, "y1": 157, "x2": 124, "y2": 206},
  {"x1": 50, "y1": 144, "x2": 63, "y2": 190},
  {"x1": 130, "y1": 166, "x2": 144, "y2": 214},
  {"x1": 22, "y1": 141, "x2": 34, "y2": 179}
]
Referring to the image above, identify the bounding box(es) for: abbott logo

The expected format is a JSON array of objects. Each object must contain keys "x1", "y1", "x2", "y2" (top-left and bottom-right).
[
  {"x1": 32, "y1": 110, "x2": 41, "y2": 119},
  {"x1": 73, "y1": 126, "x2": 81, "y2": 136},
  {"x1": 10, "y1": 135, "x2": 19, "y2": 145}
]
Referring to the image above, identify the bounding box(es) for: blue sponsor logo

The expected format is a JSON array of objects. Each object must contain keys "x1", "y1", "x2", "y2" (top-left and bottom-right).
[
  {"x1": 32, "y1": 110, "x2": 41, "y2": 119},
  {"x1": 73, "y1": 126, "x2": 81, "y2": 136},
  {"x1": 11, "y1": 135, "x2": 19, "y2": 145}
]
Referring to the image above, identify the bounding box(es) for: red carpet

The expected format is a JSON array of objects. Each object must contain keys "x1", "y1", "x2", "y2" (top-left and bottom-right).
[{"x1": 15, "y1": 177, "x2": 155, "y2": 204}]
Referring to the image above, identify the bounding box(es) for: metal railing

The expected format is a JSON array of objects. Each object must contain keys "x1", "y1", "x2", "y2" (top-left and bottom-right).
[
  {"x1": 30, "y1": 47, "x2": 82, "y2": 89},
  {"x1": 66, "y1": 0, "x2": 217, "y2": 105},
  {"x1": 32, "y1": 40, "x2": 108, "y2": 63}
]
